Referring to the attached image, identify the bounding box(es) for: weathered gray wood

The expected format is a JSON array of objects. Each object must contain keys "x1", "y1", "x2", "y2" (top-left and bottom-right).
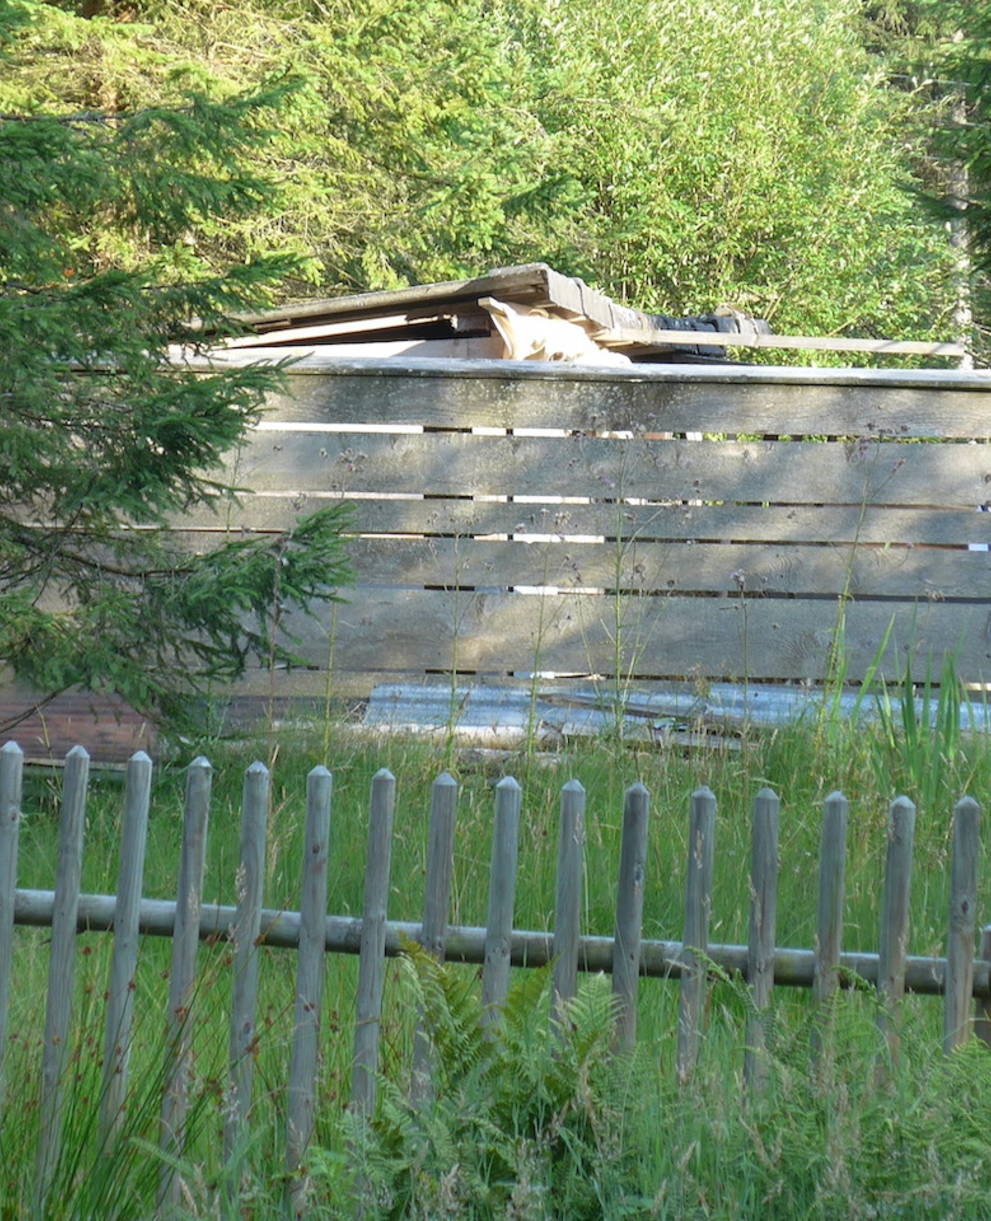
[
  {"x1": 944, "y1": 797, "x2": 981, "y2": 1053},
  {"x1": 975, "y1": 926, "x2": 991, "y2": 1046},
  {"x1": 877, "y1": 796, "x2": 916, "y2": 1063},
  {"x1": 186, "y1": 362, "x2": 991, "y2": 439},
  {"x1": 234, "y1": 430, "x2": 991, "y2": 507},
  {"x1": 0, "y1": 741, "x2": 23, "y2": 1097},
  {"x1": 677, "y1": 786, "x2": 717, "y2": 1083},
  {"x1": 99, "y1": 751, "x2": 153, "y2": 1146},
  {"x1": 269, "y1": 591, "x2": 991, "y2": 687},
  {"x1": 200, "y1": 535, "x2": 987, "y2": 601},
  {"x1": 744, "y1": 787, "x2": 780, "y2": 1093},
  {"x1": 225, "y1": 761, "x2": 270, "y2": 1159},
  {"x1": 552, "y1": 780, "x2": 586, "y2": 1026},
  {"x1": 350, "y1": 768, "x2": 396, "y2": 1116},
  {"x1": 482, "y1": 776, "x2": 522, "y2": 1024},
  {"x1": 178, "y1": 497, "x2": 991, "y2": 549},
  {"x1": 612, "y1": 782, "x2": 650, "y2": 1053},
  {"x1": 813, "y1": 792, "x2": 848, "y2": 1009},
  {"x1": 411, "y1": 772, "x2": 459, "y2": 1105},
  {"x1": 812, "y1": 791, "x2": 848, "y2": 1064},
  {"x1": 286, "y1": 766, "x2": 332, "y2": 1212},
  {"x1": 36, "y1": 745, "x2": 89, "y2": 1208},
  {"x1": 13, "y1": 883, "x2": 991, "y2": 996},
  {"x1": 159, "y1": 756, "x2": 212, "y2": 1208}
]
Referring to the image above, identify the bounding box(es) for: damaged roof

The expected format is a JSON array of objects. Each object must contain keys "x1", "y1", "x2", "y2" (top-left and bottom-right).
[{"x1": 219, "y1": 262, "x2": 765, "y2": 363}]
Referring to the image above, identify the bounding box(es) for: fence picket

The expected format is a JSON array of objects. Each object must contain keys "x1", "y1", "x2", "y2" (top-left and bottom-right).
[
  {"x1": 482, "y1": 776, "x2": 521, "y2": 1024},
  {"x1": 159, "y1": 756, "x2": 212, "y2": 1210},
  {"x1": 35, "y1": 745, "x2": 89, "y2": 1209},
  {"x1": 677, "y1": 786, "x2": 716, "y2": 1083},
  {"x1": 0, "y1": 741, "x2": 23, "y2": 1099},
  {"x1": 812, "y1": 791, "x2": 848, "y2": 1060},
  {"x1": 944, "y1": 797, "x2": 981, "y2": 1053},
  {"x1": 552, "y1": 780, "x2": 586, "y2": 1026},
  {"x1": 3, "y1": 734, "x2": 991, "y2": 1206},
  {"x1": 100, "y1": 750, "x2": 153, "y2": 1147},
  {"x1": 350, "y1": 768, "x2": 396, "y2": 1116},
  {"x1": 877, "y1": 796, "x2": 916, "y2": 1064},
  {"x1": 612, "y1": 782, "x2": 650, "y2": 1053},
  {"x1": 744, "y1": 787, "x2": 779, "y2": 1092},
  {"x1": 286, "y1": 765, "x2": 332, "y2": 1212},
  {"x1": 411, "y1": 771, "x2": 459, "y2": 1105},
  {"x1": 225, "y1": 761, "x2": 270, "y2": 1160}
]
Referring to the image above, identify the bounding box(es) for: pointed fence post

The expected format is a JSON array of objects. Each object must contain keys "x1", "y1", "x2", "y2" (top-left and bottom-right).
[
  {"x1": 36, "y1": 745, "x2": 89, "y2": 1210},
  {"x1": 350, "y1": 768, "x2": 396, "y2": 1117},
  {"x1": 100, "y1": 751, "x2": 153, "y2": 1147},
  {"x1": 877, "y1": 796, "x2": 915, "y2": 1065},
  {"x1": 411, "y1": 772, "x2": 458, "y2": 1106},
  {"x1": 225, "y1": 761, "x2": 270, "y2": 1161},
  {"x1": 812, "y1": 791, "x2": 848, "y2": 1061},
  {"x1": 286, "y1": 766, "x2": 332, "y2": 1217},
  {"x1": 677, "y1": 786, "x2": 716, "y2": 1083},
  {"x1": 159, "y1": 756, "x2": 212, "y2": 1211},
  {"x1": 944, "y1": 796, "x2": 980, "y2": 1053},
  {"x1": 612, "y1": 782, "x2": 650, "y2": 1054},
  {"x1": 482, "y1": 777, "x2": 521, "y2": 1026},
  {"x1": 0, "y1": 741, "x2": 23, "y2": 1101},
  {"x1": 552, "y1": 780, "x2": 586, "y2": 1028},
  {"x1": 744, "y1": 787, "x2": 779, "y2": 1093}
]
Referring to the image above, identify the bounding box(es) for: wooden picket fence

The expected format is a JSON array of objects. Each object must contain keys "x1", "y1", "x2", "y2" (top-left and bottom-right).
[{"x1": 0, "y1": 740, "x2": 987, "y2": 1212}]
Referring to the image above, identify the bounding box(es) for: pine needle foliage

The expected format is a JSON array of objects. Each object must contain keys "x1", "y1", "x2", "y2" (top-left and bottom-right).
[{"x1": 0, "y1": 0, "x2": 352, "y2": 734}]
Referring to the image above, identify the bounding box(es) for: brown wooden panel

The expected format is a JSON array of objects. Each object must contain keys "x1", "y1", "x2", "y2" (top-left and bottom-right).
[
  {"x1": 230, "y1": 431, "x2": 991, "y2": 508},
  {"x1": 254, "y1": 369, "x2": 991, "y2": 439},
  {"x1": 177, "y1": 498, "x2": 991, "y2": 547},
  {"x1": 0, "y1": 688, "x2": 156, "y2": 763},
  {"x1": 271, "y1": 590, "x2": 991, "y2": 683}
]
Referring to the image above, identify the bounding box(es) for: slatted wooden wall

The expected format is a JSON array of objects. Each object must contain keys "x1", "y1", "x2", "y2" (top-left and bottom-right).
[{"x1": 171, "y1": 354, "x2": 991, "y2": 701}]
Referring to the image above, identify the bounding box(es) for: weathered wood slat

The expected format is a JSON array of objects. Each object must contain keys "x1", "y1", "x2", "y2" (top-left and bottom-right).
[
  {"x1": 159, "y1": 757, "x2": 212, "y2": 1209},
  {"x1": 350, "y1": 769, "x2": 396, "y2": 1116},
  {"x1": 411, "y1": 772, "x2": 459, "y2": 1106},
  {"x1": 231, "y1": 431, "x2": 991, "y2": 507},
  {"x1": 877, "y1": 797, "x2": 916, "y2": 1064},
  {"x1": 175, "y1": 500, "x2": 991, "y2": 548},
  {"x1": 0, "y1": 741, "x2": 22, "y2": 1099},
  {"x1": 36, "y1": 745, "x2": 89, "y2": 1209},
  {"x1": 744, "y1": 788, "x2": 780, "y2": 1092},
  {"x1": 225, "y1": 761, "x2": 269, "y2": 1160},
  {"x1": 944, "y1": 797, "x2": 981, "y2": 1053},
  {"x1": 100, "y1": 751, "x2": 153, "y2": 1147},
  {"x1": 270, "y1": 592, "x2": 991, "y2": 684},
  {"x1": 813, "y1": 793, "x2": 848, "y2": 1012},
  {"x1": 552, "y1": 780, "x2": 586, "y2": 1025},
  {"x1": 677, "y1": 786, "x2": 716, "y2": 1083},
  {"x1": 612, "y1": 783, "x2": 650, "y2": 1053},
  {"x1": 319, "y1": 537, "x2": 991, "y2": 599},
  {"x1": 482, "y1": 777, "x2": 521, "y2": 1024},
  {"x1": 286, "y1": 765, "x2": 332, "y2": 1202},
  {"x1": 223, "y1": 366, "x2": 991, "y2": 439}
]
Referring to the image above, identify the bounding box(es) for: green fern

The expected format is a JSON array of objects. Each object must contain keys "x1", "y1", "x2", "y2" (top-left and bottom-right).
[{"x1": 315, "y1": 949, "x2": 644, "y2": 1218}]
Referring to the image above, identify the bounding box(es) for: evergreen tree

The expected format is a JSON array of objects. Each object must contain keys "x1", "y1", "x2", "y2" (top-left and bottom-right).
[{"x1": 0, "y1": 0, "x2": 351, "y2": 733}]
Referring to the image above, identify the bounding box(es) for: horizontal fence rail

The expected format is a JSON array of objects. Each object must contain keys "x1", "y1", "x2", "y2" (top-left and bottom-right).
[{"x1": 0, "y1": 740, "x2": 986, "y2": 1213}]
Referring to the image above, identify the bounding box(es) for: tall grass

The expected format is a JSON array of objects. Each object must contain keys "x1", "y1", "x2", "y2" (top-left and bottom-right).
[{"x1": 2, "y1": 700, "x2": 991, "y2": 1217}]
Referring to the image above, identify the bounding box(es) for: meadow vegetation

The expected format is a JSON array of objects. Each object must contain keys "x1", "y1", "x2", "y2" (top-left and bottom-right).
[{"x1": 3, "y1": 688, "x2": 991, "y2": 1217}]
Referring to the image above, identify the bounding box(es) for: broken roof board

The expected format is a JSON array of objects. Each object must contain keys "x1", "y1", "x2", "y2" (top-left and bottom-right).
[{"x1": 224, "y1": 263, "x2": 749, "y2": 361}]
